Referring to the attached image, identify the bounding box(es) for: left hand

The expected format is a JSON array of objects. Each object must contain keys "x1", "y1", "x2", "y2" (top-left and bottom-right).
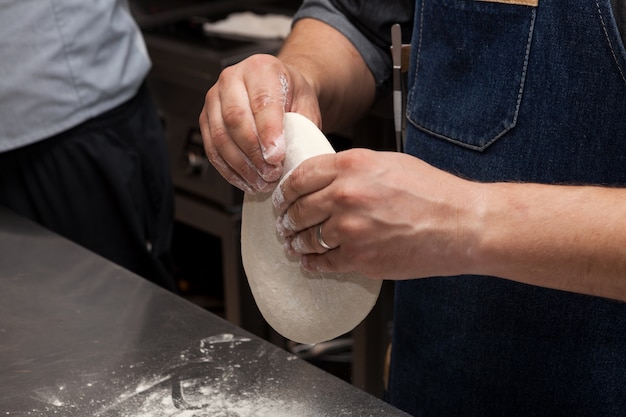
[{"x1": 272, "y1": 149, "x2": 484, "y2": 279}]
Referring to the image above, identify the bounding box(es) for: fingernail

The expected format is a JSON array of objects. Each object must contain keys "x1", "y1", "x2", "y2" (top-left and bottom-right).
[
  {"x1": 283, "y1": 237, "x2": 303, "y2": 256},
  {"x1": 230, "y1": 176, "x2": 257, "y2": 195},
  {"x1": 260, "y1": 163, "x2": 282, "y2": 182},
  {"x1": 301, "y1": 255, "x2": 321, "y2": 272},
  {"x1": 276, "y1": 215, "x2": 286, "y2": 237},
  {"x1": 290, "y1": 235, "x2": 307, "y2": 254},
  {"x1": 276, "y1": 212, "x2": 296, "y2": 237},
  {"x1": 283, "y1": 238, "x2": 294, "y2": 255},
  {"x1": 261, "y1": 134, "x2": 285, "y2": 165},
  {"x1": 272, "y1": 184, "x2": 285, "y2": 210},
  {"x1": 253, "y1": 177, "x2": 270, "y2": 193}
]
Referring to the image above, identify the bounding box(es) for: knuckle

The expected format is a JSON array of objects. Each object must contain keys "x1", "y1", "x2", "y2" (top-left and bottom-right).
[
  {"x1": 321, "y1": 254, "x2": 337, "y2": 271},
  {"x1": 233, "y1": 158, "x2": 256, "y2": 178},
  {"x1": 221, "y1": 105, "x2": 248, "y2": 130},
  {"x1": 279, "y1": 172, "x2": 299, "y2": 205},
  {"x1": 286, "y1": 164, "x2": 307, "y2": 192},
  {"x1": 287, "y1": 201, "x2": 304, "y2": 229},
  {"x1": 336, "y1": 148, "x2": 368, "y2": 169},
  {"x1": 204, "y1": 84, "x2": 218, "y2": 104},
  {"x1": 332, "y1": 187, "x2": 361, "y2": 207},
  {"x1": 217, "y1": 64, "x2": 240, "y2": 85},
  {"x1": 220, "y1": 109, "x2": 265, "y2": 166},
  {"x1": 249, "y1": 89, "x2": 271, "y2": 109},
  {"x1": 242, "y1": 139, "x2": 265, "y2": 163},
  {"x1": 209, "y1": 124, "x2": 231, "y2": 149}
]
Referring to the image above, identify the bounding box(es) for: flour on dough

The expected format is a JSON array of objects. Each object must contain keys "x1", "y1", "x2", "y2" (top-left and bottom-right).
[{"x1": 241, "y1": 112, "x2": 382, "y2": 344}]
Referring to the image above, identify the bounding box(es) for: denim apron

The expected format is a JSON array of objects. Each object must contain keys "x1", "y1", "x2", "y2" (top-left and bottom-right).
[{"x1": 387, "y1": 0, "x2": 626, "y2": 416}]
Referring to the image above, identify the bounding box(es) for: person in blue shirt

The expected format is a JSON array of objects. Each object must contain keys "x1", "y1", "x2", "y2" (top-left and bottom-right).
[
  {"x1": 0, "y1": 0, "x2": 175, "y2": 291},
  {"x1": 199, "y1": 0, "x2": 626, "y2": 415}
]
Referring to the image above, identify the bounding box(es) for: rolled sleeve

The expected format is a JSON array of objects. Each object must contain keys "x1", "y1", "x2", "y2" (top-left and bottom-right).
[{"x1": 293, "y1": 0, "x2": 414, "y2": 98}]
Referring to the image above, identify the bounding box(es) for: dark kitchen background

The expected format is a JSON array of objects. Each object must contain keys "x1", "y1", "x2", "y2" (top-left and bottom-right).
[{"x1": 130, "y1": 0, "x2": 396, "y2": 399}]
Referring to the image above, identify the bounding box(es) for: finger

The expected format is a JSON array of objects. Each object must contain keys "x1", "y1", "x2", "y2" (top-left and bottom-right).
[
  {"x1": 221, "y1": 57, "x2": 289, "y2": 177},
  {"x1": 275, "y1": 189, "x2": 329, "y2": 238},
  {"x1": 285, "y1": 221, "x2": 337, "y2": 255},
  {"x1": 300, "y1": 249, "x2": 348, "y2": 274},
  {"x1": 272, "y1": 154, "x2": 337, "y2": 212},
  {"x1": 246, "y1": 71, "x2": 289, "y2": 166},
  {"x1": 206, "y1": 82, "x2": 275, "y2": 193},
  {"x1": 199, "y1": 100, "x2": 257, "y2": 193}
]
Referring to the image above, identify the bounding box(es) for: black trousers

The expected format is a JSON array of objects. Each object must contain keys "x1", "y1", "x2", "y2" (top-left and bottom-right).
[{"x1": 0, "y1": 83, "x2": 176, "y2": 292}]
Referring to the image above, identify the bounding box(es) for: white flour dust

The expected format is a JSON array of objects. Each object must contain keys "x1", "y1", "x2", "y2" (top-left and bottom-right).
[
  {"x1": 13, "y1": 333, "x2": 315, "y2": 417},
  {"x1": 104, "y1": 334, "x2": 310, "y2": 417},
  {"x1": 114, "y1": 383, "x2": 309, "y2": 417}
]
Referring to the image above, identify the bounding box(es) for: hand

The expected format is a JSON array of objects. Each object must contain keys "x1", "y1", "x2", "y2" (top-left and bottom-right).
[
  {"x1": 272, "y1": 149, "x2": 484, "y2": 279},
  {"x1": 199, "y1": 54, "x2": 321, "y2": 193}
]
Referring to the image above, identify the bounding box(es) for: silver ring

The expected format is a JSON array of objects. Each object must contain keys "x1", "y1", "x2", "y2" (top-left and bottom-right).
[{"x1": 316, "y1": 224, "x2": 333, "y2": 250}]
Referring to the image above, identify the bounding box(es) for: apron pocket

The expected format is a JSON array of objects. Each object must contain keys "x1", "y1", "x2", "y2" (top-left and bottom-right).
[{"x1": 407, "y1": 0, "x2": 537, "y2": 151}]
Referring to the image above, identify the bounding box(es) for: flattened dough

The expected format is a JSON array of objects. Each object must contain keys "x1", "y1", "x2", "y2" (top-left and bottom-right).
[{"x1": 241, "y1": 112, "x2": 382, "y2": 344}]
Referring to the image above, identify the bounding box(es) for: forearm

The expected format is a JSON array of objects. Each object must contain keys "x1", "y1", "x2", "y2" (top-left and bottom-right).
[
  {"x1": 471, "y1": 182, "x2": 626, "y2": 301},
  {"x1": 278, "y1": 18, "x2": 376, "y2": 132}
]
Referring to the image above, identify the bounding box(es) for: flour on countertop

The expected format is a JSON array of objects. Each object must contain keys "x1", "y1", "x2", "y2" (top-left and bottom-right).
[{"x1": 11, "y1": 333, "x2": 321, "y2": 417}]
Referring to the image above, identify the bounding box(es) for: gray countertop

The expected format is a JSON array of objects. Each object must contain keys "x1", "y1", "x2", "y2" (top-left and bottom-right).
[{"x1": 0, "y1": 206, "x2": 408, "y2": 416}]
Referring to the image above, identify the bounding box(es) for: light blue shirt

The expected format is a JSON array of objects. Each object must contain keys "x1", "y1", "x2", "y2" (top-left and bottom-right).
[{"x1": 0, "y1": 0, "x2": 151, "y2": 152}]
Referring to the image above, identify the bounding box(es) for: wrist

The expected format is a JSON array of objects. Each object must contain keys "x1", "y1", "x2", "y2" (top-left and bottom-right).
[{"x1": 461, "y1": 181, "x2": 500, "y2": 278}]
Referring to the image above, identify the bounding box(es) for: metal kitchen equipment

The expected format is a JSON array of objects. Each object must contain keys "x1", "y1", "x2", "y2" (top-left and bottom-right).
[{"x1": 0, "y1": 206, "x2": 410, "y2": 417}]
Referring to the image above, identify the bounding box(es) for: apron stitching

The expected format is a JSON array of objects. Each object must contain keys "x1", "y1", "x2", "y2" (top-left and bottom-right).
[
  {"x1": 407, "y1": 3, "x2": 537, "y2": 151},
  {"x1": 410, "y1": 0, "x2": 427, "y2": 107},
  {"x1": 515, "y1": 9, "x2": 537, "y2": 131},
  {"x1": 595, "y1": 0, "x2": 626, "y2": 84}
]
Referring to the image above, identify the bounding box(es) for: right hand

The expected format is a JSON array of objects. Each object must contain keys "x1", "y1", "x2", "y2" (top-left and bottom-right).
[{"x1": 199, "y1": 54, "x2": 321, "y2": 193}]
